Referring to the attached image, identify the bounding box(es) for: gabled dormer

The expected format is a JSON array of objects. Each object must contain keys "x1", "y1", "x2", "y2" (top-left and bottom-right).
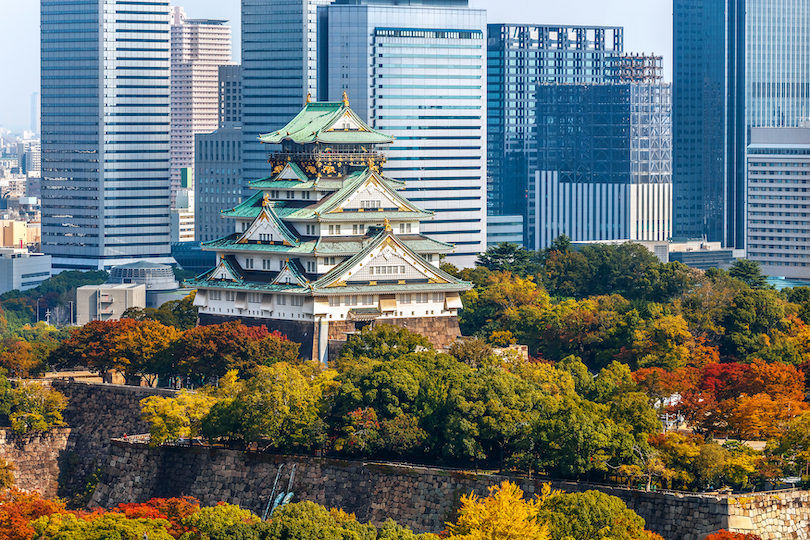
[
  {"x1": 236, "y1": 196, "x2": 300, "y2": 247},
  {"x1": 317, "y1": 170, "x2": 431, "y2": 217},
  {"x1": 314, "y1": 224, "x2": 463, "y2": 290},
  {"x1": 272, "y1": 258, "x2": 310, "y2": 287}
]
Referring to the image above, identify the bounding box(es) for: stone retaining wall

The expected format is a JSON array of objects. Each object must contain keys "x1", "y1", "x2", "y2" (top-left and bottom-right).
[
  {"x1": 50, "y1": 381, "x2": 176, "y2": 497},
  {"x1": 91, "y1": 441, "x2": 810, "y2": 540},
  {"x1": 0, "y1": 428, "x2": 70, "y2": 498}
]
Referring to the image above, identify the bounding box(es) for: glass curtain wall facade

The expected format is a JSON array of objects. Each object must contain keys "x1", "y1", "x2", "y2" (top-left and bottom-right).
[
  {"x1": 41, "y1": 0, "x2": 173, "y2": 270},
  {"x1": 321, "y1": 1, "x2": 487, "y2": 267},
  {"x1": 487, "y1": 24, "x2": 623, "y2": 245},
  {"x1": 241, "y1": 0, "x2": 333, "y2": 191},
  {"x1": 673, "y1": 0, "x2": 745, "y2": 248},
  {"x1": 746, "y1": 1, "x2": 810, "y2": 128},
  {"x1": 529, "y1": 83, "x2": 672, "y2": 250}
]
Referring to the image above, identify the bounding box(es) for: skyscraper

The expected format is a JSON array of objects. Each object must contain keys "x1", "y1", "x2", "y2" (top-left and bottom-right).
[
  {"x1": 672, "y1": 0, "x2": 745, "y2": 248},
  {"x1": 170, "y1": 7, "x2": 232, "y2": 206},
  {"x1": 529, "y1": 82, "x2": 672, "y2": 250},
  {"x1": 41, "y1": 0, "x2": 174, "y2": 270},
  {"x1": 746, "y1": 1, "x2": 810, "y2": 129},
  {"x1": 486, "y1": 24, "x2": 624, "y2": 244},
  {"x1": 320, "y1": 0, "x2": 488, "y2": 267},
  {"x1": 240, "y1": 0, "x2": 332, "y2": 190}
]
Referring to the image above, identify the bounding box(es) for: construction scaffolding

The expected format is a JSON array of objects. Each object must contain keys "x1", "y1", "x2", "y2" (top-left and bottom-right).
[{"x1": 607, "y1": 53, "x2": 663, "y2": 83}]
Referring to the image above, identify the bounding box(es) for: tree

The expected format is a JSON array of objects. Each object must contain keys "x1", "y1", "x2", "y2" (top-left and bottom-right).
[
  {"x1": 6, "y1": 381, "x2": 67, "y2": 435},
  {"x1": 703, "y1": 532, "x2": 762, "y2": 540},
  {"x1": 445, "y1": 480, "x2": 551, "y2": 540},
  {"x1": 0, "y1": 489, "x2": 67, "y2": 540},
  {"x1": 476, "y1": 242, "x2": 538, "y2": 277},
  {"x1": 337, "y1": 325, "x2": 433, "y2": 369},
  {"x1": 728, "y1": 259, "x2": 769, "y2": 289},
  {"x1": 538, "y1": 490, "x2": 654, "y2": 540},
  {"x1": 448, "y1": 339, "x2": 495, "y2": 369},
  {"x1": 111, "y1": 319, "x2": 180, "y2": 385},
  {"x1": 180, "y1": 502, "x2": 259, "y2": 540},
  {"x1": 262, "y1": 501, "x2": 382, "y2": 540},
  {"x1": 201, "y1": 364, "x2": 333, "y2": 450},
  {"x1": 31, "y1": 513, "x2": 175, "y2": 540},
  {"x1": 141, "y1": 390, "x2": 218, "y2": 445},
  {"x1": 0, "y1": 339, "x2": 42, "y2": 378}
]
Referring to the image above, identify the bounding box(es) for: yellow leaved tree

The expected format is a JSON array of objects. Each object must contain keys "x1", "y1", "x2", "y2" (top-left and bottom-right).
[{"x1": 445, "y1": 480, "x2": 555, "y2": 540}]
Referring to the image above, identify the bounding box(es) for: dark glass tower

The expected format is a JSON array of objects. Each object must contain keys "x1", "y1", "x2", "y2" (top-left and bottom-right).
[
  {"x1": 672, "y1": 0, "x2": 745, "y2": 248},
  {"x1": 486, "y1": 24, "x2": 623, "y2": 245}
]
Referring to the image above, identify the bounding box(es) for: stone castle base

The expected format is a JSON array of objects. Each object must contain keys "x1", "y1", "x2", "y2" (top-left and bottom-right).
[
  {"x1": 198, "y1": 314, "x2": 462, "y2": 363},
  {"x1": 327, "y1": 316, "x2": 461, "y2": 352}
]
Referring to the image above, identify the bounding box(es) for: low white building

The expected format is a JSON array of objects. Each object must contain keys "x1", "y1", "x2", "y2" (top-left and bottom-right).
[
  {"x1": 76, "y1": 283, "x2": 146, "y2": 325},
  {"x1": 0, "y1": 248, "x2": 51, "y2": 294}
]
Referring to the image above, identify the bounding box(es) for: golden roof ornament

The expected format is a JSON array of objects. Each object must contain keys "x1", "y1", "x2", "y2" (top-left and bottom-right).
[
  {"x1": 306, "y1": 92, "x2": 311, "y2": 104},
  {"x1": 384, "y1": 217, "x2": 392, "y2": 232},
  {"x1": 342, "y1": 91, "x2": 349, "y2": 107},
  {"x1": 262, "y1": 193, "x2": 270, "y2": 207}
]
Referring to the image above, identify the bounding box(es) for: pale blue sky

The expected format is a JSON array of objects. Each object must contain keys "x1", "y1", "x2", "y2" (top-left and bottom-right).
[{"x1": 0, "y1": 0, "x2": 672, "y2": 133}]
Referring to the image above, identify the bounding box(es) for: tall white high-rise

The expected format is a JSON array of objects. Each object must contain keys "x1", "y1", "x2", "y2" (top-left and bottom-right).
[
  {"x1": 320, "y1": 0, "x2": 488, "y2": 267},
  {"x1": 41, "y1": 0, "x2": 174, "y2": 270},
  {"x1": 170, "y1": 7, "x2": 232, "y2": 207}
]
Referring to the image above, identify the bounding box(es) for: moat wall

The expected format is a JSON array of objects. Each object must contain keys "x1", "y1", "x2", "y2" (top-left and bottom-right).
[
  {"x1": 0, "y1": 381, "x2": 173, "y2": 498},
  {"x1": 91, "y1": 440, "x2": 810, "y2": 540}
]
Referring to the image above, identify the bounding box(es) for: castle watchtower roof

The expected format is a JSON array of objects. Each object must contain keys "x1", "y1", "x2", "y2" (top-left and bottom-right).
[{"x1": 258, "y1": 101, "x2": 394, "y2": 145}]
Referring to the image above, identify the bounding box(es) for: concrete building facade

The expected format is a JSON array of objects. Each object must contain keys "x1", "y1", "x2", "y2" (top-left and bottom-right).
[
  {"x1": 0, "y1": 248, "x2": 51, "y2": 295},
  {"x1": 170, "y1": 7, "x2": 232, "y2": 207},
  {"x1": 40, "y1": 0, "x2": 174, "y2": 270},
  {"x1": 747, "y1": 127, "x2": 810, "y2": 279},
  {"x1": 320, "y1": 0, "x2": 488, "y2": 267}
]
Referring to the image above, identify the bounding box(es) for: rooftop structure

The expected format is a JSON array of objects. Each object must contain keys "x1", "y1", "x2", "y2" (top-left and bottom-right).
[{"x1": 190, "y1": 99, "x2": 471, "y2": 363}]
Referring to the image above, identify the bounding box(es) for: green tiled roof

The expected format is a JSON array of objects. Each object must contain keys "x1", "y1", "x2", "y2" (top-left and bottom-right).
[
  {"x1": 313, "y1": 227, "x2": 470, "y2": 290},
  {"x1": 259, "y1": 102, "x2": 394, "y2": 145},
  {"x1": 311, "y1": 282, "x2": 470, "y2": 295},
  {"x1": 201, "y1": 235, "x2": 318, "y2": 254}
]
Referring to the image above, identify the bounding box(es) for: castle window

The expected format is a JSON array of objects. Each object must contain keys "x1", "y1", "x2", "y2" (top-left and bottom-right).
[
  {"x1": 245, "y1": 258, "x2": 254, "y2": 269},
  {"x1": 345, "y1": 295, "x2": 358, "y2": 306},
  {"x1": 277, "y1": 295, "x2": 286, "y2": 306},
  {"x1": 415, "y1": 293, "x2": 428, "y2": 304},
  {"x1": 270, "y1": 190, "x2": 279, "y2": 198},
  {"x1": 328, "y1": 225, "x2": 341, "y2": 235},
  {"x1": 210, "y1": 290, "x2": 222, "y2": 301},
  {"x1": 370, "y1": 265, "x2": 406, "y2": 275},
  {"x1": 399, "y1": 223, "x2": 412, "y2": 234},
  {"x1": 361, "y1": 200, "x2": 381, "y2": 209},
  {"x1": 361, "y1": 295, "x2": 374, "y2": 306},
  {"x1": 262, "y1": 259, "x2": 270, "y2": 270},
  {"x1": 400, "y1": 294, "x2": 411, "y2": 304},
  {"x1": 303, "y1": 191, "x2": 311, "y2": 200},
  {"x1": 306, "y1": 261, "x2": 316, "y2": 272},
  {"x1": 287, "y1": 191, "x2": 294, "y2": 199},
  {"x1": 291, "y1": 296, "x2": 304, "y2": 307},
  {"x1": 329, "y1": 296, "x2": 340, "y2": 307},
  {"x1": 225, "y1": 291, "x2": 236, "y2": 302},
  {"x1": 248, "y1": 293, "x2": 262, "y2": 303},
  {"x1": 432, "y1": 293, "x2": 443, "y2": 303}
]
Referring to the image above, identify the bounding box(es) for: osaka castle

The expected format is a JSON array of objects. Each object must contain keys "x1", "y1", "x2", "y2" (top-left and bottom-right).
[{"x1": 188, "y1": 96, "x2": 471, "y2": 364}]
